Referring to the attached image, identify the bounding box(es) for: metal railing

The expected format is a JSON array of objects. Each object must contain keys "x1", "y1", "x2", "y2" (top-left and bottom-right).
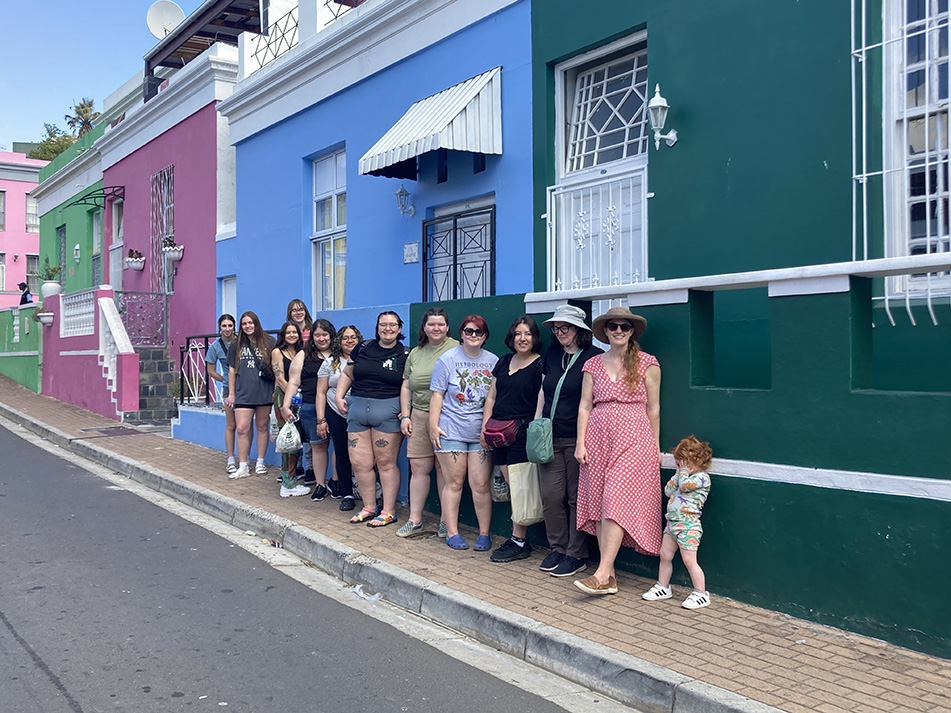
[
  {"x1": 114, "y1": 291, "x2": 168, "y2": 347},
  {"x1": 546, "y1": 166, "x2": 649, "y2": 293},
  {"x1": 180, "y1": 329, "x2": 280, "y2": 404},
  {"x1": 61, "y1": 289, "x2": 97, "y2": 337},
  {"x1": 252, "y1": 6, "x2": 299, "y2": 70}
]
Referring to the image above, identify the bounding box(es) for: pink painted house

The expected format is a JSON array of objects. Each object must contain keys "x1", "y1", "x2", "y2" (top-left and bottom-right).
[
  {"x1": 97, "y1": 44, "x2": 238, "y2": 352},
  {"x1": 0, "y1": 152, "x2": 48, "y2": 308}
]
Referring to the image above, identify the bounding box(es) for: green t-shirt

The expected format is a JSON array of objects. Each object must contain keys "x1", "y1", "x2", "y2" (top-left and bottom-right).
[{"x1": 403, "y1": 337, "x2": 459, "y2": 411}]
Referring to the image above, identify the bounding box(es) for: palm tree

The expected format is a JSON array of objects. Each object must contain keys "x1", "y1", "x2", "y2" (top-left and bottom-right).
[{"x1": 64, "y1": 98, "x2": 101, "y2": 138}]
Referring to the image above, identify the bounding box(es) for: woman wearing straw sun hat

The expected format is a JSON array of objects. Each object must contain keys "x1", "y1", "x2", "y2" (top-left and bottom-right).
[
  {"x1": 535, "y1": 305, "x2": 603, "y2": 578},
  {"x1": 573, "y1": 306, "x2": 662, "y2": 596}
]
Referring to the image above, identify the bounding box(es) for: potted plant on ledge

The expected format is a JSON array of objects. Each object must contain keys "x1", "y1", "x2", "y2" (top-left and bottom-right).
[
  {"x1": 126, "y1": 248, "x2": 146, "y2": 271},
  {"x1": 37, "y1": 256, "x2": 63, "y2": 298},
  {"x1": 162, "y1": 236, "x2": 184, "y2": 262},
  {"x1": 32, "y1": 310, "x2": 55, "y2": 327}
]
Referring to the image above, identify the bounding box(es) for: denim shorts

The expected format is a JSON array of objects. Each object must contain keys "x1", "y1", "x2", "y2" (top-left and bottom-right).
[
  {"x1": 435, "y1": 438, "x2": 487, "y2": 454},
  {"x1": 346, "y1": 395, "x2": 401, "y2": 434},
  {"x1": 298, "y1": 403, "x2": 328, "y2": 443}
]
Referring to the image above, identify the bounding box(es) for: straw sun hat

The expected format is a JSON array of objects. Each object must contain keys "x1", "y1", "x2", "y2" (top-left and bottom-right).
[{"x1": 591, "y1": 307, "x2": 647, "y2": 343}]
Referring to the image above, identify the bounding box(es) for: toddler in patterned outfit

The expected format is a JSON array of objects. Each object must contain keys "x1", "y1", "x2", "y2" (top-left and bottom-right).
[{"x1": 641, "y1": 436, "x2": 713, "y2": 609}]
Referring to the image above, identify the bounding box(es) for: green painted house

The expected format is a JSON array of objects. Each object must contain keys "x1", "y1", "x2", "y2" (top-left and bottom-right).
[
  {"x1": 522, "y1": 0, "x2": 951, "y2": 656},
  {"x1": 33, "y1": 123, "x2": 109, "y2": 297}
]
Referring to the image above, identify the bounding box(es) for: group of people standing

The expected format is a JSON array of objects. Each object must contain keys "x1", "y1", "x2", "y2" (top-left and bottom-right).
[{"x1": 206, "y1": 301, "x2": 713, "y2": 607}]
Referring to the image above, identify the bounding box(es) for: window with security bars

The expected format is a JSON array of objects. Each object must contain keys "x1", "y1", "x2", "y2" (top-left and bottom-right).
[
  {"x1": 565, "y1": 40, "x2": 649, "y2": 174},
  {"x1": 0, "y1": 253, "x2": 5, "y2": 291},
  {"x1": 151, "y1": 165, "x2": 174, "y2": 293},
  {"x1": 311, "y1": 149, "x2": 346, "y2": 310},
  {"x1": 422, "y1": 205, "x2": 495, "y2": 301},
  {"x1": 548, "y1": 34, "x2": 650, "y2": 293},
  {"x1": 855, "y1": 0, "x2": 950, "y2": 290},
  {"x1": 26, "y1": 195, "x2": 39, "y2": 233}
]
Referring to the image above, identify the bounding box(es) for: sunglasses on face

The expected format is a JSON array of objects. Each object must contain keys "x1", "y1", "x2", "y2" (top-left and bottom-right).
[
  {"x1": 606, "y1": 321, "x2": 633, "y2": 333},
  {"x1": 550, "y1": 325, "x2": 573, "y2": 335},
  {"x1": 462, "y1": 328, "x2": 485, "y2": 337}
]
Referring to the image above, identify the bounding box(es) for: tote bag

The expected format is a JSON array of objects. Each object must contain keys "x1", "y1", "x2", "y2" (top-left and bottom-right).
[
  {"x1": 526, "y1": 350, "x2": 581, "y2": 464},
  {"x1": 509, "y1": 461, "x2": 544, "y2": 526}
]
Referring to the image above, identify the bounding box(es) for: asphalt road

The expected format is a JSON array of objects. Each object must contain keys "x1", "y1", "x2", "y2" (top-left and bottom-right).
[{"x1": 0, "y1": 425, "x2": 574, "y2": 713}]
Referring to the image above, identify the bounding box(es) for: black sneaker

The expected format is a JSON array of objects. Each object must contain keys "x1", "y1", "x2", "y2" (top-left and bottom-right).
[
  {"x1": 302, "y1": 468, "x2": 317, "y2": 486},
  {"x1": 550, "y1": 556, "x2": 587, "y2": 577},
  {"x1": 311, "y1": 484, "x2": 328, "y2": 501},
  {"x1": 327, "y1": 479, "x2": 342, "y2": 499},
  {"x1": 490, "y1": 538, "x2": 533, "y2": 563},
  {"x1": 339, "y1": 496, "x2": 355, "y2": 512},
  {"x1": 539, "y1": 551, "x2": 564, "y2": 572}
]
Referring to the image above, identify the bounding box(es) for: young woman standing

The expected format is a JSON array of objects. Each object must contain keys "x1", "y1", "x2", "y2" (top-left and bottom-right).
[
  {"x1": 335, "y1": 311, "x2": 409, "y2": 527},
  {"x1": 271, "y1": 322, "x2": 308, "y2": 497},
  {"x1": 226, "y1": 311, "x2": 276, "y2": 479},
  {"x1": 205, "y1": 313, "x2": 237, "y2": 474},
  {"x1": 396, "y1": 308, "x2": 458, "y2": 537},
  {"x1": 315, "y1": 325, "x2": 363, "y2": 510}
]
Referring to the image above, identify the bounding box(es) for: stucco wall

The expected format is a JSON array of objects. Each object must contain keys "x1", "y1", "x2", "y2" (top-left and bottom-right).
[
  {"x1": 104, "y1": 102, "x2": 220, "y2": 349},
  {"x1": 224, "y1": 1, "x2": 533, "y2": 326}
]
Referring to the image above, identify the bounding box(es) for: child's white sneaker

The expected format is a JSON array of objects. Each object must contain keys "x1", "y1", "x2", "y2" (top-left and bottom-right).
[
  {"x1": 682, "y1": 590, "x2": 710, "y2": 609},
  {"x1": 641, "y1": 583, "x2": 672, "y2": 601}
]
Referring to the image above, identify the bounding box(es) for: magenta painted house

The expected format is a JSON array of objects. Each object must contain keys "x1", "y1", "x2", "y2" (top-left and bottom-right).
[
  {"x1": 96, "y1": 44, "x2": 238, "y2": 351},
  {"x1": 0, "y1": 152, "x2": 48, "y2": 307}
]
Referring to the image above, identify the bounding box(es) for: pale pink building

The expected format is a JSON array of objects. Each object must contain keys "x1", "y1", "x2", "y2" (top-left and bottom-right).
[{"x1": 0, "y1": 152, "x2": 48, "y2": 307}]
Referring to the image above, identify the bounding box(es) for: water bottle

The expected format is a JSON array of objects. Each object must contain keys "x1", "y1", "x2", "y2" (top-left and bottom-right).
[{"x1": 291, "y1": 389, "x2": 302, "y2": 407}]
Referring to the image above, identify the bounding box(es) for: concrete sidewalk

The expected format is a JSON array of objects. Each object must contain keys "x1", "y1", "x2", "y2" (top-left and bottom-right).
[{"x1": 0, "y1": 375, "x2": 947, "y2": 713}]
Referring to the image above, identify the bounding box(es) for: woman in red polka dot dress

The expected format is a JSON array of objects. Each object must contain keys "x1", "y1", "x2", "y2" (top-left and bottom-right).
[{"x1": 573, "y1": 307, "x2": 662, "y2": 595}]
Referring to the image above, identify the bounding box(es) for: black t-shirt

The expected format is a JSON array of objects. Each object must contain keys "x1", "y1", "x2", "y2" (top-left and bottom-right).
[
  {"x1": 490, "y1": 353, "x2": 543, "y2": 421},
  {"x1": 299, "y1": 356, "x2": 323, "y2": 403},
  {"x1": 542, "y1": 344, "x2": 603, "y2": 438},
  {"x1": 350, "y1": 339, "x2": 409, "y2": 399}
]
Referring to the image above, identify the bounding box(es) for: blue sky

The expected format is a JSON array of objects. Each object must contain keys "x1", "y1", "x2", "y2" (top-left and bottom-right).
[{"x1": 0, "y1": 0, "x2": 203, "y2": 152}]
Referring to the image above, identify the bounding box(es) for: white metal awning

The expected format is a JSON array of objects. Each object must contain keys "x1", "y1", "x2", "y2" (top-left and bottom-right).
[{"x1": 358, "y1": 66, "x2": 502, "y2": 179}]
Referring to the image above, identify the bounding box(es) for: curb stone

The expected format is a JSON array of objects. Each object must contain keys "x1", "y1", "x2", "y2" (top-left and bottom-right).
[{"x1": 0, "y1": 403, "x2": 784, "y2": 713}]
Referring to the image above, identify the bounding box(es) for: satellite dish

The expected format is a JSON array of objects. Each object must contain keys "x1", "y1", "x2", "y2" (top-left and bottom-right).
[{"x1": 147, "y1": 0, "x2": 185, "y2": 39}]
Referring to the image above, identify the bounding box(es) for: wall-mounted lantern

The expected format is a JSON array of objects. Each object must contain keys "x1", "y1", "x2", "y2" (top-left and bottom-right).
[
  {"x1": 395, "y1": 184, "x2": 415, "y2": 218},
  {"x1": 648, "y1": 84, "x2": 678, "y2": 150}
]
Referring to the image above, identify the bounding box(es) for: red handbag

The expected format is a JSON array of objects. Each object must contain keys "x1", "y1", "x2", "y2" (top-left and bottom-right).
[{"x1": 483, "y1": 418, "x2": 518, "y2": 448}]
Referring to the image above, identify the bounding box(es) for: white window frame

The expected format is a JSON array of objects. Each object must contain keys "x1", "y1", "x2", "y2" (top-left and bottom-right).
[
  {"x1": 220, "y1": 276, "x2": 236, "y2": 319},
  {"x1": 0, "y1": 191, "x2": 5, "y2": 231},
  {"x1": 548, "y1": 33, "x2": 650, "y2": 292},
  {"x1": 25, "y1": 195, "x2": 39, "y2": 233},
  {"x1": 877, "y1": 0, "x2": 951, "y2": 292},
  {"x1": 0, "y1": 252, "x2": 5, "y2": 291},
  {"x1": 311, "y1": 149, "x2": 347, "y2": 311},
  {"x1": 26, "y1": 254, "x2": 39, "y2": 295},
  {"x1": 108, "y1": 199, "x2": 124, "y2": 290}
]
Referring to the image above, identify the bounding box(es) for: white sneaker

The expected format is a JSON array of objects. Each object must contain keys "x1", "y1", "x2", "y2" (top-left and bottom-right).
[
  {"x1": 255, "y1": 461, "x2": 268, "y2": 474},
  {"x1": 229, "y1": 464, "x2": 251, "y2": 479},
  {"x1": 280, "y1": 484, "x2": 311, "y2": 498},
  {"x1": 642, "y1": 583, "x2": 672, "y2": 601},
  {"x1": 682, "y1": 590, "x2": 710, "y2": 609}
]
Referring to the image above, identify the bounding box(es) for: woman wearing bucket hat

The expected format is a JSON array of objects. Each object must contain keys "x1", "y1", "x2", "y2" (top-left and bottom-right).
[
  {"x1": 573, "y1": 306, "x2": 662, "y2": 595},
  {"x1": 535, "y1": 305, "x2": 603, "y2": 578}
]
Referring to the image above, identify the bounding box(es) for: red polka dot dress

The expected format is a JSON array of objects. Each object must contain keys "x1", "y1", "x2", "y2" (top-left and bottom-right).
[{"x1": 577, "y1": 353, "x2": 662, "y2": 556}]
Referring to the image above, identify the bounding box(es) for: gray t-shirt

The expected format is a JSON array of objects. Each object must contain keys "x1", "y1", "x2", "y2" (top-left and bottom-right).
[
  {"x1": 430, "y1": 346, "x2": 498, "y2": 443},
  {"x1": 317, "y1": 356, "x2": 351, "y2": 417},
  {"x1": 227, "y1": 341, "x2": 275, "y2": 406}
]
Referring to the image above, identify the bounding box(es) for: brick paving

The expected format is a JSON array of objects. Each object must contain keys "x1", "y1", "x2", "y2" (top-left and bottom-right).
[{"x1": 1, "y1": 374, "x2": 949, "y2": 713}]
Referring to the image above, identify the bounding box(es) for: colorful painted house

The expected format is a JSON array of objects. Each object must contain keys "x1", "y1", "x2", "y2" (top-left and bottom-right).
[
  {"x1": 167, "y1": 0, "x2": 948, "y2": 656},
  {"x1": 0, "y1": 152, "x2": 46, "y2": 308},
  {"x1": 523, "y1": 0, "x2": 951, "y2": 656}
]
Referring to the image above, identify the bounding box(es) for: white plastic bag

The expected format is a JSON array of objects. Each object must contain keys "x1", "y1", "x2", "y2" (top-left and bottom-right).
[
  {"x1": 508, "y1": 461, "x2": 543, "y2": 526},
  {"x1": 276, "y1": 421, "x2": 302, "y2": 454}
]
